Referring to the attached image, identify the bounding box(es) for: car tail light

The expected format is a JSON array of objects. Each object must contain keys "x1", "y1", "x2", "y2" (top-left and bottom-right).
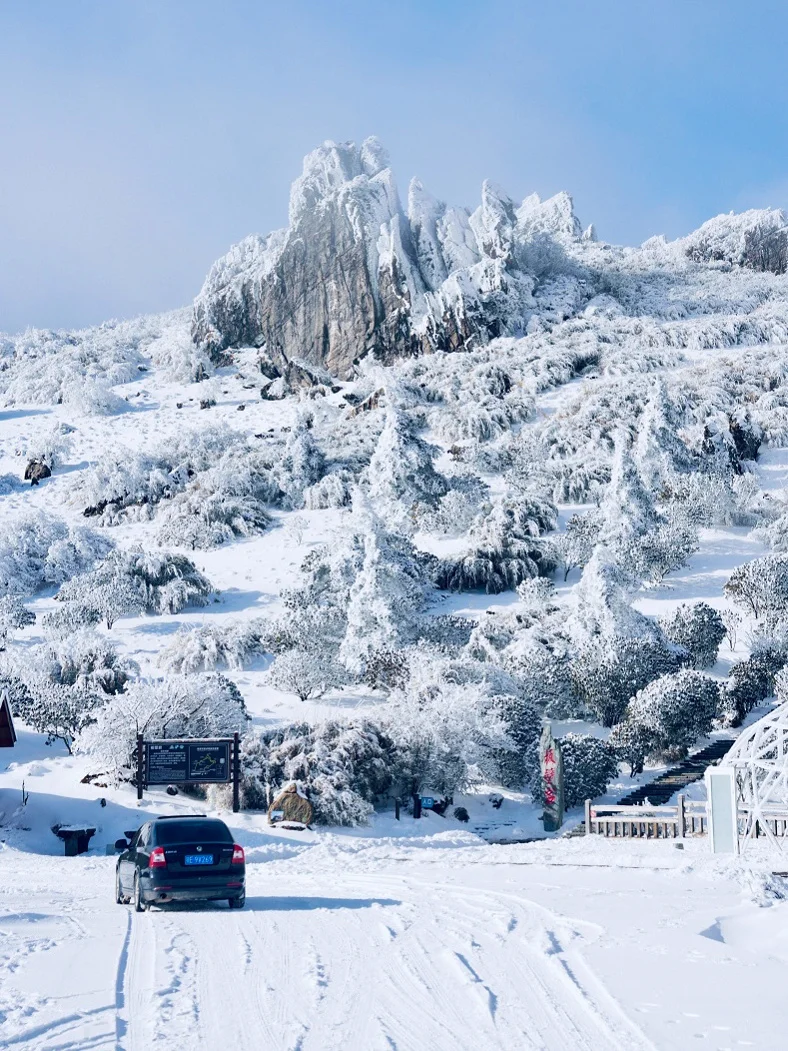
[
  {"x1": 231, "y1": 844, "x2": 245, "y2": 865},
  {"x1": 149, "y1": 846, "x2": 167, "y2": 869}
]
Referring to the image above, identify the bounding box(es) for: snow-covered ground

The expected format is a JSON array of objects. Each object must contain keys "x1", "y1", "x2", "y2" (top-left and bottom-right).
[{"x1": 2, "y1": 769, "x2": 787, "y2": 1051}]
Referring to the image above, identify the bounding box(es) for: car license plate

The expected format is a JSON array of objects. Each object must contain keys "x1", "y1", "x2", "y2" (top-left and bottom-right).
[{"x1": 184, "y1": 854, "x2": 213, "y2": 865}]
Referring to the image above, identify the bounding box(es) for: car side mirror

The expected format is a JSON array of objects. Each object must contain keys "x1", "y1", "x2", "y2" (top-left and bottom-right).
[{"x1": 114, "y1": 838, "x2": 128, "y2": 851}]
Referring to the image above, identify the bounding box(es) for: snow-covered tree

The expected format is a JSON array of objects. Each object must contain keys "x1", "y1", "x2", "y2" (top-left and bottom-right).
[
  {"x1": 265, "y1": 649, "x2": 345, "y2": 702},
  {"x1": 385, "y1": 672, "x2": 513, "y2": 796},
  {"x1": 241, "y1": 719, "x2": 401, "y2": 825},
  {"x1": 436, "y1": 490, "x2": 556, "y2": 594},
  {"x1": 721, "y1": 649, "x2": 787, "y2": 726},
  {"x1": 56, "y1": 559, "x2": 143, "y2": 628},
  {"x1": 80, "y1": 673, "x2": 248, "y2": 781},
  {"x1": 566, "y1": 548, "x2": 652, "y2": 644},
  {"x1": 633, "y1": 380, "x2": 694, "y2": 495},
  {"x1": 361, "y1": 405, "x2": 447, "y2": 530},
  {"x1": 339, "y1": 510, "x2": 434, "y2": 674},
  {"x1": 18, "y1": 683, "x2": 101, "y2": 754},
  {"x1": 659, "y1": 602, "x2": 725, "y2": 669},
  {"x1": 0, "y1": 596, "x2": 35, "y2": 649},
  {"x1": 491, "y1": 694, "x2": 542, "y2": 788},
  {"x1": 571, "y1": 634, "x2": 682, "y2": 727},
  {"x1": 725, "y1": 555, "x2": 788, "y2": 621},
  {"x1": 547, "y1": 511, "x2": 601, "y2": 581},
  {"x1": 610, "y1": 669, "x2": 719, "y2": 765},
  {"x1": 0, "y1": 513, "x2": 112, "y2": 598},
  {"x1": 276, "y1": 413, "x2": 326, "y2": 509}
]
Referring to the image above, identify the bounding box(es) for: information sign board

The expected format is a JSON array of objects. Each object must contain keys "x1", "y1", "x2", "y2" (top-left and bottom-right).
[{"x1": 146, "y1": 740, "x2": 231, "y2": 785}]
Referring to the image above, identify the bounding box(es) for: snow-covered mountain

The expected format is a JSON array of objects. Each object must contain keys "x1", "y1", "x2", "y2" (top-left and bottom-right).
[{"x1": 192, "y1": 136, "x2": 788, "y2": 380}]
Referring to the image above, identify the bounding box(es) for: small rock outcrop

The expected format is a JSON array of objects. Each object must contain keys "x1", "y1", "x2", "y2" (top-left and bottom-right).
[{"x1": 24, "y1": 460, "x2": 51, "y2": 486}]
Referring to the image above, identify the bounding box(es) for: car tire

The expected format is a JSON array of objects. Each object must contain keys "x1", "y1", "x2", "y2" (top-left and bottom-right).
[
  {"x1": 133, "y1": 872, "x2": 147, "y2": 913},
  {"x1": 228, "y1": 892, "x2": 245, "y2": 909},
  {"x1": 115, "y1": 868, "x2": 128, "y2": 905}
]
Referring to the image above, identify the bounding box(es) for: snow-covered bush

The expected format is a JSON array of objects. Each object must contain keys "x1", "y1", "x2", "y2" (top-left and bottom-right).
[
  {"x1": 80, "y1": 673, "x2": 248, "y2": 781},
  {"x1": 659, "y1": 603, "x2": 726, "y2": 669},
  {"x1": 567, "y1": 549, "x2": 656, "y2": 644},
  {"x1": 58, "y1": 547, "x2": 214, "y2": 620},
  {"x1": 721, "y1": 649, "x2": 787, "y2": 727},
  {"x1": 265, "y1": 649, "x2": 345, "y2": 701},
  {"x1": 35, "y1": 632, "x2": 136, "y2": 696},
  {"x1": 492, "y1": 694, "x2": 542, "y2": 788},
  {"x1": 21, "y1": 422, "x2": 72, "y2": 471},
  {"x1": 241, "y1": 719, "x2": 400, "y2": 824},
  {"x1": 0, "y1": 513, "x2": 112, "y2": 598},
  {"x1": 724, "y1": 554, "x2": 788, "y2": 620},
  {"x1": 303, "y1": 470, "x2": 354, "y2": 509},
  {"x1": 436, "y1": 490, "x2": 556, "y2": 593},
  {"x1": 0, "y1": 596, "x2": 34, "y2": 649},
  {"x1": 610, "y1": 670, "x2": 719, "y2": 766},
  {"x1": 571, "y1": 634, "x2": 683, "y2": 727},
  {"x1": 158, "y1": 620, "x2": 268, "y2": 673}
]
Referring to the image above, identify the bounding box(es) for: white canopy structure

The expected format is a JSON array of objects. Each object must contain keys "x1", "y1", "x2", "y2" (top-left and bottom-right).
[{"x1": 721, "y1": 701, "x2": 788, "y2": 851}]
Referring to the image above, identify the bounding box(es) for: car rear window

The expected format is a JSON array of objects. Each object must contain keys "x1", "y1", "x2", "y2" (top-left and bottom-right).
[{"x1": 153, "y1": 820, "x2": 233, "y2": 845}]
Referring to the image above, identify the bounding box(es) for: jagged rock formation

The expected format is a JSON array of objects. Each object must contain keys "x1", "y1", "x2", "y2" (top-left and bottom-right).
[
  {"x1": 192, "y1": 136, "x2": 788, "y2": 380},
  {"x1": 192, "y1": 138, "x2": 584, "y2": 378}
]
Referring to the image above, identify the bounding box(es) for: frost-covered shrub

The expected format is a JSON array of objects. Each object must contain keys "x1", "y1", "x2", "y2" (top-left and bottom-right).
[
  {"x1": 419, "y1": 477, "x2": 490, "y2": 537},
  {"x1": 241, "y1": 719, "x2": 400, "y2": 825},
  {"x1": 0, "y1": 595, "x2": 35, "y2": 649},
  {"x1": 436, "y1": 491, "x2": 556, "y2": 594},
  {"x1": 57, "y1": 547, "x2": 214, "y2": 621},
  {"x1": 158, "y1": 620, "x2": 267, "y2": 673},
  {"x1": 303, "y1": 470, "x2": 354, "y2": 509},
  {"x1": 721, "y1": 649, "x2": 787, "y2": 727},
  {"x1": 0, "y1": 513, "x2": 112, "y2": 598},
  {"x1": 80, "y1": 673, "x2": 248, "y2": 780},
  {"x1": 504, "y1": 641, "x2": 582, "y2": 718},
  {"x1": 157, "y1": 486, "x2": 272, "y2": 549},
  {"x1": 659, "y1": 603, "x2": 726, "y2": 669},
  {"x1": 492, "y1": 694, "x2": 542, "y2": 788},
  {"x1": 0, "y1": 313, "x2": 157, "y2": 406},
  {"x1": 62, "y1": 375, "x2": 127, "y2": 416},
  {"x1": 18, "y1": 632, "x2": 136, "y2": 697},
  {"x1": 724, "y1": 555, "x2": 788, "y2": 620},
  {"x1": 265, "y1": 649, "x2": 345, "y2": 701},
  {"x1": 21, "y1": 422, "x2": 72, "y2": 470},
  {"x1": 571, "y1": 634, "x2": 683, "y2": 727},
  {"x1": 610, "y1": 669, "x2": 719, "y2": 765}
]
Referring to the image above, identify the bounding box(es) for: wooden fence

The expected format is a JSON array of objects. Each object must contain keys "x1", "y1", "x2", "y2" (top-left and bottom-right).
[{"x1": 585, "y1": 796, "x2": 707, "y2": 839}]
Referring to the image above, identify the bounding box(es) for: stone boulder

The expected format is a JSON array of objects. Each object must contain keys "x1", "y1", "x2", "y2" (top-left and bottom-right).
[{"x1": 24, "y1": 460, "x2": 51, "y2": 486}]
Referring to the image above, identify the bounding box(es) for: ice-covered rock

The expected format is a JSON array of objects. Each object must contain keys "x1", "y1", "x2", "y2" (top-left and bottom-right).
[{"x1": 191, "y1": 138, "x2": 585, "y2": 378}]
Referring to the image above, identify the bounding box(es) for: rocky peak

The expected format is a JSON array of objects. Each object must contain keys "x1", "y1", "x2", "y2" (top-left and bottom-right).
[{"x1": 191, "y1": 138, "x2": 587, "y2": 378}]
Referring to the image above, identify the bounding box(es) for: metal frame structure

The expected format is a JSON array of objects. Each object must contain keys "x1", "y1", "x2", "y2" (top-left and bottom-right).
[{"x1": 721, "y1": 701, "x2": 788, "y2": 851}]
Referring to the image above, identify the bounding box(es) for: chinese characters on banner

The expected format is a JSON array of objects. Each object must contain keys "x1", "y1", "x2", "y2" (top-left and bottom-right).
[{"x1": 540, "y1": 724, "x2": 564, "y2": 832}]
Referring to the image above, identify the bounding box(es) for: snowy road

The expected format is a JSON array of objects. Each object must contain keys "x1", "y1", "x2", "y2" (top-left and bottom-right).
[
  {"x1": 1, "y1": 860, "x2": 653, "y2": 1051},
  {"x1": 3, "y1": 834, "x2": 786, "y2": 1051}
]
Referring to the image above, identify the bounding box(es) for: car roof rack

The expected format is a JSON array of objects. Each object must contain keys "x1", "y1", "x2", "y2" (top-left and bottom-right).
[{"x1": 155, "y1": 814, "x2": 208, "y2": 820}]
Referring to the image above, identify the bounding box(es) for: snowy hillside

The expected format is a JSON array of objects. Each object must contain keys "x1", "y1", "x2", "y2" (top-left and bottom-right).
[{"x1": 4, "y1": 138, "x2": 788, "y2": 1048}]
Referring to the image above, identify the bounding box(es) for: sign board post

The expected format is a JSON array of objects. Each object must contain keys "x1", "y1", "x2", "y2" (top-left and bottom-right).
[
  {"x1": 136, "y1": 737, "x2": 240, "y2": 812},
  {"x1": 540, "y1": 724, "x2": 564, "y2": 832}
]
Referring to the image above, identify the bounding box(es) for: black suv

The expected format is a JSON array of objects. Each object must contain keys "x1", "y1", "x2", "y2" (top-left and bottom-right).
[{"x1": 115, "y1": 816, "x2": 245, "y2": 911}]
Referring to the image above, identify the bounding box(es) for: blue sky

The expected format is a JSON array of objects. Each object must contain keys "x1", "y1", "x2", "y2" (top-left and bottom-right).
[{"x1": 1, "y1": 0, "x2": 787, "y2": 332}]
